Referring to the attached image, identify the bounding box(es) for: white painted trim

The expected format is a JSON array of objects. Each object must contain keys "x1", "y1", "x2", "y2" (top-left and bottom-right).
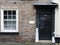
[
  {"x1": 51, "y1": 7, "x2": 58, "y2": 43},
  {"x1": 1, "y1": 9, "x2": 18, "y2": 32},
  {"x1": 16, "y1": 10, "x2": 18, "y2": 32},
  {"x1": 52, "y1": 32, "x2": 55, "y2": 43},
  {"x1": 35, "y1": 28, "x2": 39, "y2": 42},
  {"x1": 1, "y1": 9, "x2": 4, "y2": 32},
  {"x1": 52, "y1": 36, "x2": 55, "y2": 43},
  {"x1": 55, "y1": 8, "x2": 58, "y2": 37},
  {"x1": 51, "y1": 8, "x2": 58, "y2": 43}
]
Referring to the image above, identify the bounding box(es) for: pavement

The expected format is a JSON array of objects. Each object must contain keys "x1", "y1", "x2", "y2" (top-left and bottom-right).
[{"x1": 0, "y1": 42, "x2": 59, "y2": 45}]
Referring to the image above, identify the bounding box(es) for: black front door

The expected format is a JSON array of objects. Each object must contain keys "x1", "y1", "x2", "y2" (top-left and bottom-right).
[{"x1": 36, "y1": 7, "x2": 54, "y2": 40}]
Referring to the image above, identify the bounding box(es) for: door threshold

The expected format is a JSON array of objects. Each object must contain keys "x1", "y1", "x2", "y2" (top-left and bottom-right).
[{"x1": 39, "y1": 40, "x2": 52, "y2": 43}]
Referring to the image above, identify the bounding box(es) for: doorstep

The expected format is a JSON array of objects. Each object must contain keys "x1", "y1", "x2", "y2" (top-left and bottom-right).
[{"x1": 39, "y1": 40, "x2": 52, "y2": 43}]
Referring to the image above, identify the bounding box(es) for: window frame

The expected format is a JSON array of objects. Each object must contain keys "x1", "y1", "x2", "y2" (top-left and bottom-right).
[{"x1": 1, "y1": 9, "x2": 18, "y2": 32}]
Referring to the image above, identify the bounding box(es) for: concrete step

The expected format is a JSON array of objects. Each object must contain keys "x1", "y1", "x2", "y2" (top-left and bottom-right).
[
  {"x1": 39, "y1": 43, "x2": 60, "y2": 45},
  {"x1": 39, "y1": 40, "x2": 52, "y2": 43},
  {"x1": 39, "y1": 43, "x2": 56, "y2": 45}
]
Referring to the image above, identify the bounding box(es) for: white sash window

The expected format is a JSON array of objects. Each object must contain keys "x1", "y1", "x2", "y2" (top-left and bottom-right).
[{"x1": 1, "y1": 10, "x2": 18, "y2": 32}]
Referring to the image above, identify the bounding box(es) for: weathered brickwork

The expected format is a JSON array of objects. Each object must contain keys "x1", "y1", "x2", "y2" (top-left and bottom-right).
[
  {"x1": 0, "y1": 2, "x2": 36, "y2": 42},
  {"x1": 0, "y1": 0, "x2": 51, "y2": 42}
]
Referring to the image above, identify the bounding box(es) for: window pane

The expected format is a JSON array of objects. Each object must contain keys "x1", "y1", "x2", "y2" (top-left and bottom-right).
[
  {"x1": 11, "y1": 21, "x2": 16, "y2": 26},
  {"x1": 4, "y1": 26, "x2": 7, "y2": 29},
  {"x1": 12, "y1": 16, "x2": 16, "y2": 19},
  {"x1": 4, "y1": 11, "x2": 7, "y2": 15},
  {"x1": 12, "y1": 10, "x2": 16, "y2": 15},
  {"x1": 4, "y1": 16, "x2": 7, "y2": 19},
  {"x1": 8, "y1": 11, "x2": 11, "y2": 15},
  {"x1": 7, "y1": 21, "x2": 11, "y2": 25},
  {"x1": 7, "y1": 21, "x2": 11, "y2": 30},
  {"x1": 4, "y1": 21, "x2": 16, "y2": 30},
  {"x1": 12, "y1": 26, "x2": 16, "y2": 29},
  {"x1": 13, "y1": 21, "x2": 16, "y2": 24},
  {"x1": 4, "y1": 21, "x2": 7, "y2": 23},
  {"x1": 11, "y1": 21, "x2": 16, "y2": 30},
  {"x1": 8, "y1": 16, "x2": 11, "y2": 19},
  {"x1": 4, "y1": 21, "x2": 7, "y2": 29}
]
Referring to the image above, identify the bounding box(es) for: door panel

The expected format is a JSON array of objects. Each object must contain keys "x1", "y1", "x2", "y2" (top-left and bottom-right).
[{"x1": 39, "y1": 13, "x2": 52, "y2": 40}]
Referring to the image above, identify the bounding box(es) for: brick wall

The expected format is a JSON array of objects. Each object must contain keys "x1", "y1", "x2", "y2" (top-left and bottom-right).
[
  {"x1": 0, "y1": 0, "x2": 51, "y2": 42},
  {"x1": 0, "y1": 1, "x2": 36, "y2": 42}
]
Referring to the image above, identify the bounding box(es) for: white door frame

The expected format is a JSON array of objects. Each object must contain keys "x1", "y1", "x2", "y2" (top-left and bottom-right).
[
  {"x1": 35, "y1": 8, "x2": 58, "y2": 43},
  {"x1": 35, "y1": 28, "x2": 39, "y2": 42}
]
